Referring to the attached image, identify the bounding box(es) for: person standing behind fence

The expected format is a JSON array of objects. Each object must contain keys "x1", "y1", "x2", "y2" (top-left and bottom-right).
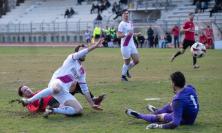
[
  {"x1": 147, "y1": 27, "x2": 154, "y2": 48},
  {"x1": 171, "y1": 25, "x2": 180, "y2": 48},
  {"x1": 205, "y1": 25, "x2": 213, "y2": 49}
]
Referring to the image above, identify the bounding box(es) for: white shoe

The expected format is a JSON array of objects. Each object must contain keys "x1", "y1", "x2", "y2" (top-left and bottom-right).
[
  {"x1": 125, "y1": 108, "x2": 139, "y2": 118},
  {"x1": 43, "y1": 107, "x2": 53, "y2": 118},
  {"x1": 20, "y1": 98, "x2": 29, "y2": 106},
  {"x1": 146, "y1": 104, "x2": 157, "y2": 113},
  {"x1": 193, "y1": 64, "x2": 200, "y2": 69}
]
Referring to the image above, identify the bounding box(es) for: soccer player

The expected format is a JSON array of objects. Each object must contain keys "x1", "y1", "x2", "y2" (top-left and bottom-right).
[
  {"x1": 20, "y1": 38, "x2": 104, "y2": 118},
  {"x1": 17, "y1": 85, "x2": 59, "y2": 113},
  {"x1": 170, "y1": 13, "x2": 199, "y2": 69},
  {"x1": 17, "y1": 84, "x2": 105, "y2": 113},
  {"x1": 125, "y1": 71, "x2": 199, "y2": 129},
  {"x1": 117, "y1": 9, "x2": 140, "y2": 81}
]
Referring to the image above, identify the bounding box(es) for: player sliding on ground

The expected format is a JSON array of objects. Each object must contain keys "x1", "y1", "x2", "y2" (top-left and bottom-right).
[
  {"x1": 19, "y1": 38, "x2": 105, "y2": 118},
  {"x1": 125, "y1": 71, "x2": 199, "y2": 129},
  {"x1": 16, "y1": 83, "x2": 105, "y2": 113}
]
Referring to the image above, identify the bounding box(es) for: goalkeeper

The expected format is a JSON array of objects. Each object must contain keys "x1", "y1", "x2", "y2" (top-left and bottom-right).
[{"x1": 125, "y1": 71, "x2": 199, "y2": 129}]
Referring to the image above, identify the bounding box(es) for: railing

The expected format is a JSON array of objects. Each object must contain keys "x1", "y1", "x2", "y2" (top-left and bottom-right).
[{"x1": 128, "y1": 0, "x2": 172, "y2": 10}]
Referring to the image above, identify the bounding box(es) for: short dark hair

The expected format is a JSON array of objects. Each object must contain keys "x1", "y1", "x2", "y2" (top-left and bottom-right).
[
  {"x1": 18, "y1": 85, "x2": 24, "y2": 97},
  {"x1": 188, "y1": 12, "x2": 194, "y2": 17},
  {"x1": 170, "y1": 71, "x2": 186, "y2": 88},
  {"x1": 74, "y1": 44, "x2": 85, "y2": 52},
  {"x1": 121, "y1": 9, "x2": 128, "y2": 15}
]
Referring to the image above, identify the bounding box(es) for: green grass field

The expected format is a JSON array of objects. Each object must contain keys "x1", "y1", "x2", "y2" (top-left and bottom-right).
[{"x1": 0, "y1": 47, "x2": 221, "y2": 133}]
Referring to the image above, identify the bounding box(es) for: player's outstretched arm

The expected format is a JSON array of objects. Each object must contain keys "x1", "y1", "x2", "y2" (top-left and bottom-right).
[{"x1": 88, "y1": 38, "x2": 104, "y2": 52}]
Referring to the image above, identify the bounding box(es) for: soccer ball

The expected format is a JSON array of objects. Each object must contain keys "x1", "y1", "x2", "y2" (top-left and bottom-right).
[{"x1": 191, "y1": 42, "x2": 206, "y2": 58}]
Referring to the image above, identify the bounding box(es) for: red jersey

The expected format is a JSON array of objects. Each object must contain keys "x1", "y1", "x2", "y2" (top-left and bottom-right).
[
  {"x1": 199, "y1": 34, "x2": 207, "y2": 44},
  {"x1": 205, "y1": 28, "x2": 213, "y2": 39},
  {"x1": 171, "y1": 26, "x2": 180, "y2": 37},
  {"x1": 183, "y1": 20, "x2": 195, "y2": 41},
  {"x1": 25, "y1": 91, "x2": 54, "y2": 112}
]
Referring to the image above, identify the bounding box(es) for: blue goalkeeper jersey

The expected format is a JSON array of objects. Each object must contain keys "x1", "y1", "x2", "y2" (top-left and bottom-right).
[{"x1": 163, "y1": 84, "x2": 199, "y2": 129}]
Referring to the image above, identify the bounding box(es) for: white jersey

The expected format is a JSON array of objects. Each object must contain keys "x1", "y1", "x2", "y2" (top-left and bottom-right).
[
  {"x1": 49, "y1": 49, "x2": 89, "y2": 94},
  {"x1": 118, "y1": 21, "x2": 134, "y2": 47}
]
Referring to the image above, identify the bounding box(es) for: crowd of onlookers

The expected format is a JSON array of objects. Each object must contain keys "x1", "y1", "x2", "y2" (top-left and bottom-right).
[
  {"x1": 194, "y1": 0, "x2": 222, "y2": 17},
  {"x1": 0, "y1": 0, "x2": 25, "y2": 18},
  {"x1": 64, "y1": 7, "x2": 76, "y2": 18},
  {"x1": 85, "y1": 24, "x2": 214, "y2": 49}
]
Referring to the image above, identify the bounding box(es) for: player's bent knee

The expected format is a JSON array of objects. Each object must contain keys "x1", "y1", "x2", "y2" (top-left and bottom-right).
[
  {"x1": 64, "y1": 100, "x2": 83, "y2": 114},
  {"x1": 157, "y1": 114, "x2": 166, "y2": 122},
  {"x1": 50, "y1": 81, "x2": 62, "y2": 94}
]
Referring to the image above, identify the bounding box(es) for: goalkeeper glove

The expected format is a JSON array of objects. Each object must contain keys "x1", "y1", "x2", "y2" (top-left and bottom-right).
[{"x1": 146, "y1": 123, "x2": 163, "y2": 129}]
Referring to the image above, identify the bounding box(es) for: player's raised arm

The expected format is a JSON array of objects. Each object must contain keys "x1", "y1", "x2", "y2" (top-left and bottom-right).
[{"x1": 72, "y1": 38, "x2": 104, "y2": 60}]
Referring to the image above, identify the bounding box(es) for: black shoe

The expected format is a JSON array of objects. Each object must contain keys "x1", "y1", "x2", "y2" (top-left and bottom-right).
[
  {"x1": 121, "y1": 75, "x2": 128, "y2": 81},
  {"x1": 126, "y1": 70, "x2": 131, "y2": 78}
]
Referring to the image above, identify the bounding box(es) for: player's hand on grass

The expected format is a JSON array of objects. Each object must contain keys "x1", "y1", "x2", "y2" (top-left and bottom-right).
[
  {"x1": 146, "y1": 123, "x2": 162, "y2": 129},
  {"x1": 92, "y1": 104, "x2": 103, "y2": 111}
]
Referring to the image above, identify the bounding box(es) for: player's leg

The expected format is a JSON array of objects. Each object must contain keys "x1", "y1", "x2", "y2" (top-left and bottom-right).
[
  {"x1": 126, "y1": 46, "x2": 139, "y2": 78},
  {"x1": 120, "y1": 47, "x2": 131, "y2": 81},
  {"x1": 170, "y1": 40, "x2": 188, "y2": 62},
  {"x1": 125, "y1": 108, "x2": 169, "y2": 123},
  {"x1": 21, "y1": 87, "x2": 55, "y2": 105},
  {"x1": 121, "y1": 58, "x2": 130, "y2": 81},
  {"x1": 152, "y1": 103, "x2": 173, "y2": 114},
  {"x1": 44, "y1": 91, "x2": 83, "y2": 118}
]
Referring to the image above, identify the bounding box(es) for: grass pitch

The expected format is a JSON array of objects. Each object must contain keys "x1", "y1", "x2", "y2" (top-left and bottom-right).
[{"x1": 0, "y1": 47, "x2": 221, "y2": 133}]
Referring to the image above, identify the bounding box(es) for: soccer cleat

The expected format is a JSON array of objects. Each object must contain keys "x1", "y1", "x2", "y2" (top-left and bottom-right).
[
  {"x1": 121, "y1": 75, "x2": 128, "y2": 81},
  {"x1": 193, "y1": 64, "x2": 200, "y2": 69},
  {"x1": 43, "y1": 106, "x2": 53, "y2": 118},
  {"x1": 126, "y1": 70, "x2": 132, "y2": 78},
  {"x1": 93, "y1": 94, "x2": 106, "y2": 105},
  {"x1": 170, "y1": 56, "x2": 175, "y2": 62},
  {"x1": 146, "y1": 104, "x2": 157, "y2": 113},
  {"x1": 125, "y1": 108, "x2": 139, "y2": 118}
]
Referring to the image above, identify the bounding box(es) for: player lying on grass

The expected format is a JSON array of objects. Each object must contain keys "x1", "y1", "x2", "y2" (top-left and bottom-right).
[
  {"x1": 19, "y1": 38, "x2": 105, "y2": 118},
  {"x1": 125, "y1": 71, "x2": 199, "y2": 129},
  {"x1": 16, "y1": 83, "x2": 105, "y2": 113}
]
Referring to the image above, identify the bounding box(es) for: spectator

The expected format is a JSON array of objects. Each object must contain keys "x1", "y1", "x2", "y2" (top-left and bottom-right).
[
  {"x1": 64, "y1": 8, "x2": 70, "y2": 18},
  {"x1": 84, "y1": 30, "x2": 91, "y2": 44},
  {"x1": 70, "y1": 7, "x2": 75, "y2": 16},
  {"x1": 205, "y1": 25, "x2": 214, "y2": 48},
  {"x1": 119, "y1": 0, "x2": 128, "y2": 5},
  {"x1": 113, "y1": 10, "x2": 122, "y2": 20},
  {"x1": 171, "y1": 25, "x2": 180, "y2": 48},
  {"x1": 147, "y1": 26, "x2": 154, "y2": 48},
  {"x1": 161, "y1": 32, "x2": 172, "y2": 48},
  {"x1": 93, "y1": 25, "x2": 102, "y2": 39},
  {"x1": 154, "y1": 34, "x2": 159, "y2": 48},
  {"x1": 103, "y1": 0, "x2": 111, "y2": 9},
  {"x1": 199, "y1": 31, "x2": 207, "y2": 46},
  {"x1": 96, "y1": 13, "x2": 103, "y2": 21},
  {"x1": 195, "y1": 0, "x2": 201, "y2": 13},
  {"x1": 209, "y1": 2, "x2": 222, "y2": 17},
  {"x1": 137, "y1": 34, "x2": 145, "y2": 48}
]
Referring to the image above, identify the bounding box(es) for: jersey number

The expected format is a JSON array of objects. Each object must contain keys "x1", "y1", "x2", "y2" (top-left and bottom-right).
[{"x1": 190, "y1": 95, "x2": 198, "y2": 109}]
